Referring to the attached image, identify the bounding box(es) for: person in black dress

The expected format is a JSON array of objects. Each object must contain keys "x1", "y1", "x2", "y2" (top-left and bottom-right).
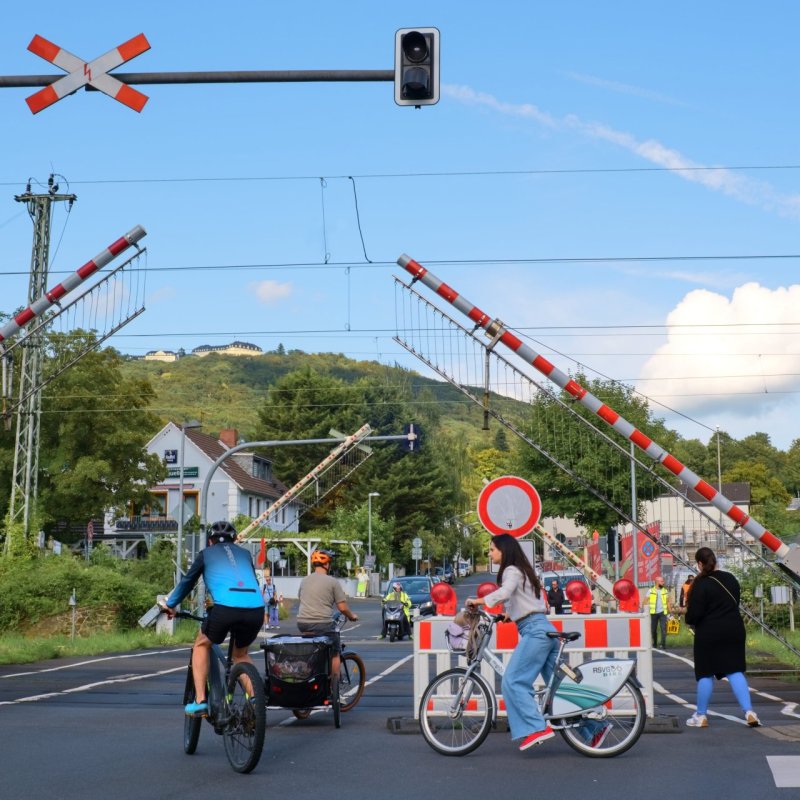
[{"x1": 684, "y1": 547, "x2": 760, "y2": 728}]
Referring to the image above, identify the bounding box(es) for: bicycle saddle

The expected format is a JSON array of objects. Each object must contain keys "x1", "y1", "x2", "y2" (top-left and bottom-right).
[{"x1": 546, "y1": 631, "x2": 581, "y2": 641}]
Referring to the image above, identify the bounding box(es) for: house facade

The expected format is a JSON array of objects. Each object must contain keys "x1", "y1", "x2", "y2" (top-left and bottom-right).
[{"x1": 101, "y1": 423, "x2": 300, "y2": 557}]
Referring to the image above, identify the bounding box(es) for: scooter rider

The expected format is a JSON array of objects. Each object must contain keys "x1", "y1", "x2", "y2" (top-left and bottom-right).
[{"x1": 381, "y1": 581, "x2": 412, "y2": 639}]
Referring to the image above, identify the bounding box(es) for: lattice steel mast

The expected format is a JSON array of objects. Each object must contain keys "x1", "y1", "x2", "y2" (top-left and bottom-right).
[{"x1": 7, "y1": 176, "x2": 75, "y2": 545}]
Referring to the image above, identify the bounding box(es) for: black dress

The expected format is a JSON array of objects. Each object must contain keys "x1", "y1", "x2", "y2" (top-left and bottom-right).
[{"x1": 685, "y1": 570, "x2": 746, "y2": 680}]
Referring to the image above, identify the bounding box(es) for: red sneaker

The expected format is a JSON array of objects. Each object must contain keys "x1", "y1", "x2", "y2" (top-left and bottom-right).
[{"x1": 518, "y1": 727, "x2": 554, "y2": 751}]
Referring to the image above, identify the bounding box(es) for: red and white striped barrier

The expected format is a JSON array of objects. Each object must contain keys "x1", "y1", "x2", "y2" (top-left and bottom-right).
[
  {"x1": 413, "y1": 614, "x2": 654, "y2": 718},
  {"x1": 397, "y1": 253, "x2": 797, "y2": 571},
  {"x1": 0, "y1": 225, "x2": 146, "y2": 345}
]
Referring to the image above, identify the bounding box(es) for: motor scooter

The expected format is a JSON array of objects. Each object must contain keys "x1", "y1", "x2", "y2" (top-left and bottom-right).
[{"x1": 382, "y1": 600, "x2": 408, "y2": 642}]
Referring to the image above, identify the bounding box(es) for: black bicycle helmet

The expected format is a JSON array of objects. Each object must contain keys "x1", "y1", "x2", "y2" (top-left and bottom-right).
[{"x1": 208, "y1": 520, "x2": 237, "y2": 542}]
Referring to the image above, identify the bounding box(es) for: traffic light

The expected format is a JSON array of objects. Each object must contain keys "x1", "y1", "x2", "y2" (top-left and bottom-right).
[{"x1": 394, "y1": 28, "x2": 440, "y2": 106}]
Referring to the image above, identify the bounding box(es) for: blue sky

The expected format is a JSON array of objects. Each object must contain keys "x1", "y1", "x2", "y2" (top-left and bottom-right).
[{"x1": 2, "y1": 2, "x2": 800, "y2": 450}]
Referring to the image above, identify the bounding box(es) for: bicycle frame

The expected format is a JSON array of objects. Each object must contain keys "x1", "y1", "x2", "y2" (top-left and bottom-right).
[{"x1": 462, "y1": 612, "x2": 636, "y2": 726}]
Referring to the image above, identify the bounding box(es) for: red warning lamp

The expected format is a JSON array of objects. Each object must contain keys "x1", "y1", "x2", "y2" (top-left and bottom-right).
[
  {"x1": 613, "y1": 578, "x2": 636, "y2": 602},
  {"x1": 477, "y1": 582, "x2": 497, "y2": 599},
  {"x1": 565, "y1": 580, "x2": 589, "y2": 602},
  {"x1": 431, "y1": 581, "x2": 456, "y2": 615}
]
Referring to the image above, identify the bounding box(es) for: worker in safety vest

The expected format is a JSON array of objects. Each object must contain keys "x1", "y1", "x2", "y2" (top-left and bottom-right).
[{"x1": 643, "y1": 576, "x2": 671, "y2": 649}]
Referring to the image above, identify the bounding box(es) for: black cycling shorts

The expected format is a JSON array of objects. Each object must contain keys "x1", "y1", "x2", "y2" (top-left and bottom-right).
[{"x1": 202, "y1": 605, "x2": 263, "y2": 648}]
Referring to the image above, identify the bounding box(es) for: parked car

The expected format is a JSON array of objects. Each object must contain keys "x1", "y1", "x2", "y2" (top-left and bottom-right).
[
  {"x1": 434, "y1": 566, "x2": 454, "y2": 585},
  {"x1": 540, "y1": 570, "x2": 596, "y2": 614},
  {"x1": 387, "y1": 575, "x2": 436, "y2": 617}
]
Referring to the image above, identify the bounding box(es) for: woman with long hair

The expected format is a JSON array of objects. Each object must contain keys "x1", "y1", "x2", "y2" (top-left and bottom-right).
[
  {"x1": 467, "y1": 534, "x2": 561, "y2": 751},
  {"x1": 684, "y1": 547, "x2": 760, "y2": 728}
]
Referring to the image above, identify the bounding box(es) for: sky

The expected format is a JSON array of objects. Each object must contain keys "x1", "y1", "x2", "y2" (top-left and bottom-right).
[{"x1": 2, "y1": 2, "x2": 800, "y2": 451}]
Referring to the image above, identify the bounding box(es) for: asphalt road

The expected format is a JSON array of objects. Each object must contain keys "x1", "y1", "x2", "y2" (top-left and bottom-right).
[{"x1": 2, "y1": 573, "x2": 800, "y2": 800}]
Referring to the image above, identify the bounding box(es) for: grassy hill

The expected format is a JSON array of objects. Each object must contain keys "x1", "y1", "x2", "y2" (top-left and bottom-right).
[{"x1": 120, "y1": 349, "x2": 506, "y2": 447}]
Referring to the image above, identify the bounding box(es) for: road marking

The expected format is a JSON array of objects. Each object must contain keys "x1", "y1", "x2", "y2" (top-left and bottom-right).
[
  {"x1": 766, "y1": 756, "x2": 800, "y2": 788},
  {"x1": 0, "y1": 648, "x2": 191, "y2": 679},
  {"x1": 0, "y1": 665, "x2": 186, "y2": 706}
]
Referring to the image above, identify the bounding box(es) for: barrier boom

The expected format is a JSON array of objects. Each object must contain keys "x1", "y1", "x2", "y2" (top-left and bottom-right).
[{"x1": 397, "y1": 253, "x2": 800, "y2": 578}]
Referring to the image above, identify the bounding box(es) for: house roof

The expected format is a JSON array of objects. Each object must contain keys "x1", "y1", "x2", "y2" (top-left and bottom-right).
[
  {"x1": 185, "y1": 428, "x2": 289, "y2": 499},
  {"x1": 676, "y1": 481, "x2": 751, "y2": 506}
]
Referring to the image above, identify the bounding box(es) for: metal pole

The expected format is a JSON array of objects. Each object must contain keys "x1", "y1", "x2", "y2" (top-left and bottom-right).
[
  {"x1": 176, "y1": 423, "x2": 186, "y2": 586},
  {"x1": 631, "y1": 442, "x2": 639, "y2": 587},
  {"x1": 368, "y1": 494, "x2": 373, "y2": 558}
]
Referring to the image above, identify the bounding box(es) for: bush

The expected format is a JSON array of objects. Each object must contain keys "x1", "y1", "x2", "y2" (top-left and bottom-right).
[{"x1": 0, "y1": 549, "x2": 171, "y2": 635}]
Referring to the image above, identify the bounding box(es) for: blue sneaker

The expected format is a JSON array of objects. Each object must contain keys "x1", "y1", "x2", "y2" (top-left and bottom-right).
[{"x1": 185, "y1": 700, "x2": 208, "y2": 716}]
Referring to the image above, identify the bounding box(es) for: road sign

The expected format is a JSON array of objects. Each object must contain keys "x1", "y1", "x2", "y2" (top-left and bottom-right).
[
  {"x1": 411, "y1": 547, "x2": 422, "y2": 559},
  {"x1": 477, "y1": 475, "x2": 542, "y2": 538},
  {"x1": 25, "y1": 33, "x2": 150, "y2": 114},
  {"x1": 267, "y1": 547, "x2": 281, "y2": 563},
  {"x1": 412, "y1": 537, "x2": 422, "y2": 548}
]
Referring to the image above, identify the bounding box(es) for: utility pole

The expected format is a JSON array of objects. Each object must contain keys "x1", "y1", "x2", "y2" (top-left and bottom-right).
[{"x1": 5, "y1": 176, "x2": 75, "y2": 551}]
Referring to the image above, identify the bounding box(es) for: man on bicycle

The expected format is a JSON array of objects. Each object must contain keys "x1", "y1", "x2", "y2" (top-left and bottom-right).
[
  {"x1": 297, "y1": 549, "x2": 359, "y2": 674},
  {"x1": 161, "y1": 521, "x2": 264, "y2": 716}
]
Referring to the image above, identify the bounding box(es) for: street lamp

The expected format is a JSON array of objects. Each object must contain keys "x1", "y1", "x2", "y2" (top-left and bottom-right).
[
  {"x1": 368, "y1": 492, "x2": 380, "y2": 559},
  {"x1": 176, "y1": 419, "x2": 202, "y2": 585}
]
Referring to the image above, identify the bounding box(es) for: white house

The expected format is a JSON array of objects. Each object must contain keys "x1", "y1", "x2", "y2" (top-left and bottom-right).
[{"x1": 101, "y1": 423, "x2": 300, "y2": 557}]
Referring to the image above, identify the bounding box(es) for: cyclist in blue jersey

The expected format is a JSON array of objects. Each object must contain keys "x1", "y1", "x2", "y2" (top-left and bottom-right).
[{"x1": 161, "y1": 521, "x2": 264, "y2": 716}]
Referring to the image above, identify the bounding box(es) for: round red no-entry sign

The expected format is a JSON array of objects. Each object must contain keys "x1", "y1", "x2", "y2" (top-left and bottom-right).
[{"x1": 477, "y1": 476, "x2": 542, "y2": 538}]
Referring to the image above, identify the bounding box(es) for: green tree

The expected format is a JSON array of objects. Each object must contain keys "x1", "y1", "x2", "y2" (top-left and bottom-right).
[{"x1": 34, "y1": 332, "x2": 166, "y2": 537}]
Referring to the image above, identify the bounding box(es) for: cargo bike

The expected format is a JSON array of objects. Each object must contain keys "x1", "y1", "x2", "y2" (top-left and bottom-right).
[{"x1": 261, "y1": 614, "x2": 366, "y2": 727}]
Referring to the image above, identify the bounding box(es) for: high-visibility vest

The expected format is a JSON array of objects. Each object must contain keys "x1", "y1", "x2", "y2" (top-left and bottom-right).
[{"x1": 648, "y1": 587, "x2": 669, "y2": 614}]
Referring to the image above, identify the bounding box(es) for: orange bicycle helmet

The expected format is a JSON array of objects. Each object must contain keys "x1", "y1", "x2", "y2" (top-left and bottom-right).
[{"x1": 310, "y1": 549, "x2": 334, "y2": 568}]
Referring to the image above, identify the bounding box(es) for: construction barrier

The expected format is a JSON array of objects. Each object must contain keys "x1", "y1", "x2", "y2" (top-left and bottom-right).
[{"x1": 413, "y1": 612, "x2": 654, "y2": 718}]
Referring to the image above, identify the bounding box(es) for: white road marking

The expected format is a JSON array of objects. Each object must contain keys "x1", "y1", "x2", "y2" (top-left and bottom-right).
[{"x1": 766, "y1": 757, "x2": 800, "y2": 788}]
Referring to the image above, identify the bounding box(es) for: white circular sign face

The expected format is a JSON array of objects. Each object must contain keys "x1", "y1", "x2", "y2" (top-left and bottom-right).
[
  {"x1": 477, "y1": 476, "x2": 542, "y2": 538},
  {"x1": 267, "y1": 547, "x2": 281, "y2": 563},
  {"x1": 412, "y1": 537, "x2": 422, "y2": 548}
]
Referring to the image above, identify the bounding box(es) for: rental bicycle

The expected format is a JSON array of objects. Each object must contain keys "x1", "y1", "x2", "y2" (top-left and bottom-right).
[
  {"x1": 178, "y1": 611, "x2": 266, "y2": 773},
  {"x1": 262, "y1": 613, "x2": 366, "y2": 727},
  {"x1": 419, "y1": 608, "x2": 645, "y2": 758}
]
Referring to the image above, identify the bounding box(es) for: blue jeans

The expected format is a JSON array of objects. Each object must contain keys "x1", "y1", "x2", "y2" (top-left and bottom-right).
[{"x1": 501, "y1": 613, "x2": 558, "y2": 740}]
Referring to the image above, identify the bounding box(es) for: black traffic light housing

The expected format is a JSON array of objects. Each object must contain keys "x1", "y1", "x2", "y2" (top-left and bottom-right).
[{"x1": 395, "y1": 28, "x2": 440, "y2": 106}]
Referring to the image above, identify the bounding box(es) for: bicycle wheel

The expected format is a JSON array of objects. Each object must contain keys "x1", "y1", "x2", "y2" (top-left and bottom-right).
[
  {"x1": 419, "y1": 668, "x2": 494, "y2": 756},
  {"x1": 559, "y1": 678, "x2": 646, "y2": 758},
  {"x1": 339, "y1": 652, "x2": 366, "y2": 712},
  {"x1": 183, "y1": 670, "x2": 202, "y2": 755},
  {"x1": 222, "y1": 662, "x2": 266, "y2": 774}
]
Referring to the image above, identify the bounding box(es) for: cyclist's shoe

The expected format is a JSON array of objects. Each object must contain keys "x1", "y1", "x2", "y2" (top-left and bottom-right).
[
  {"x1": 185, "y1": 700, "x2": 208, "y2": 716},
  {"x1": 379, "y1": 634, "x2": 386, "y2": 639},
  {"x1": 518, "y1": 727, "x2": 554, "y2": 751},
  {"x1": 745, "y1": 710, "x2": 761, "y2": 727},
  {"x1": 686, "y1": 713, "x2": 708, "y2": 728},
  {"x1": 590, "y1": 722, "x2": 613, "y2": 748}
]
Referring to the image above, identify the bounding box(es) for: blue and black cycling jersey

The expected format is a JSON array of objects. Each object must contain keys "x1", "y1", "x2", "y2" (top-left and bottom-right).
[{"x1": 166, "y1": 541, "x2": 262, "y2": 609}]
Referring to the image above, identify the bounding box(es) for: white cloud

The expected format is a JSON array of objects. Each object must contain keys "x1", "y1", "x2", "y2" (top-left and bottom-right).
[
  {"x1": 443, "y1": 84, "x2": 800, "y2": 220},
  {"x1": 561, "y1": 71, "x2": 687, "y2": 107},
  {"x1": 637, "y1": 282, "x2": 800, "y2": 417},
  {"x1": 251, "y1": 280, "x2": 292, "y2": 304}
]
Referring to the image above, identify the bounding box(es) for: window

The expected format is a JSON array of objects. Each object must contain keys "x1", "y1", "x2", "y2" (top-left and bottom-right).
[{"x1": 252, "y1": 458, "x2": 272, "y2": 481}]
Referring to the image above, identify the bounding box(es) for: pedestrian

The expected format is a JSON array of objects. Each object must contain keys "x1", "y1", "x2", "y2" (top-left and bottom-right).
[
  {"x1": 466, "y1": 534, "x2": 613, "y2": 751},
  {"x1": 356, "y1": 568, "x2": 368, "y2": 598},
  {"x1": 643, "y1": 575, "x2": 671, "y2": 649},
  {"x1": 262, "y1": 575, "x2": 281, "y2": 629},
  {"x1": 679, "y1": 574, "x2": 694, "y2": 610},
  {"x1": 684, "y1": 547, "x2": 760, "y2": 728},
  {"x1": 546, "y1": 579, "x2": 565, "y2": 614}
]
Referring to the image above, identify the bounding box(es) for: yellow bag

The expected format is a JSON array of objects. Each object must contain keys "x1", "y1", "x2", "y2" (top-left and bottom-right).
[{"x1": 666, "y1": 615, "x2": 680, "y2": 635}]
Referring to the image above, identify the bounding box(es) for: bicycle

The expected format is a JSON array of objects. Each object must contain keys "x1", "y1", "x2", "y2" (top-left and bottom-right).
[
  {"x1": 263, "y1": 613, "x2": 366, "y2": 727},
  {"x1": 419, "y1": 608, "x2": 646, "y2": 758},
  {"x1": 177, "y1": 611, "x2": 267, "y2": 773}
]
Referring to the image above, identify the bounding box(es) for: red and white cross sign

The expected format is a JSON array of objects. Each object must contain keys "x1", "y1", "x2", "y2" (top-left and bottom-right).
[
  {"x1": 25, "y1": 33, "x2": 151, "y2": 114},
  {"x1": 477, "y1": 475, "x2": 542, "y2": 538}
]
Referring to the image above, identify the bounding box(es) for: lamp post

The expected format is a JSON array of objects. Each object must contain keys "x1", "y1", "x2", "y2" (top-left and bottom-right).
[
  {"x1": 367, "y1": 491, "x2": 380, "y2": 560},
  {"x1": 176, "y1": 420, "x2": 202, "y2": 586}
]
